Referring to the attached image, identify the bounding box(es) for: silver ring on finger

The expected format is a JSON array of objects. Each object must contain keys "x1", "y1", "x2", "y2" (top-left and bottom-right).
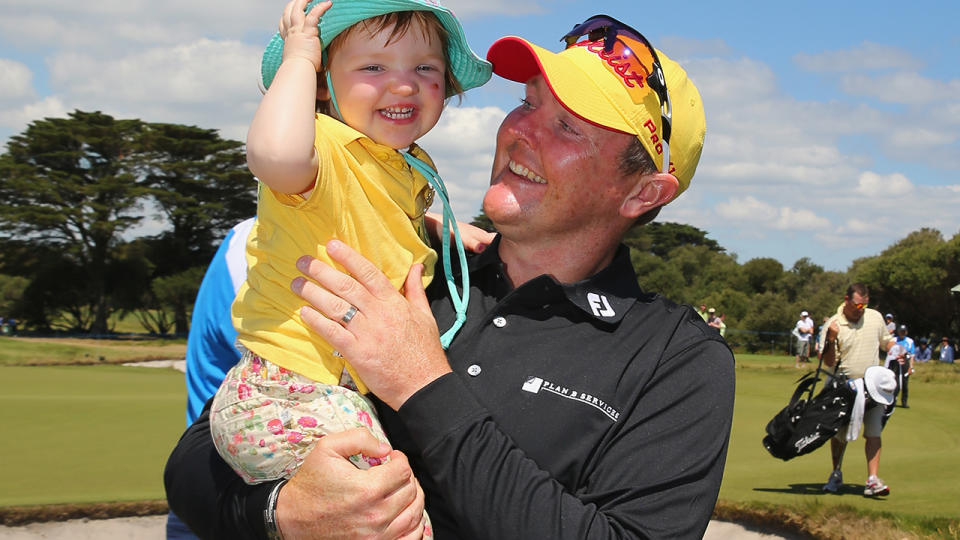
[{"x1": 341, "y1": 305, "x2": 358, "y2": 324}]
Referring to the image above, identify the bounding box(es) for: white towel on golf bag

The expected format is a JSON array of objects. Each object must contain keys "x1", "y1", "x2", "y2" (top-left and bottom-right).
[{"x1": 845, "y1": 378, "x2": 866, "y2": 441}]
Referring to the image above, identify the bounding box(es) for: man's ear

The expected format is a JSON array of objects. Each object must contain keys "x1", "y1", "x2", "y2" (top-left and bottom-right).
[{"x1": 620, "y1": 172, "x2": 679, "y2": 219}]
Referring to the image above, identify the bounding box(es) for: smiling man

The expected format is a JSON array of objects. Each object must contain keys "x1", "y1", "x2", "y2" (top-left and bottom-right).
[{"x1": 166, "y1": 15, "x2": 734, "y2": 539}]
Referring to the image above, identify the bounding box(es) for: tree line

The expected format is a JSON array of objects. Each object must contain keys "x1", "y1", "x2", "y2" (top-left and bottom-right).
[
  {"x1": 1, "y1": 111, "x2": 958, "y2": 345},
  {"x1": 0, "y1": 111, "x2": 256, "y2": 335}
]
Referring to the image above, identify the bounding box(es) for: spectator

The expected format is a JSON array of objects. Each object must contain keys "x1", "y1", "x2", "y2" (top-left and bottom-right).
[
  {"x1": 168, "y1": 217, "x2": 254, "y2": 540},
  {"x1": 708, "y1": 312, "x2": 726, "y2": 337},
  {"x1": 940, "y1": 337, "x2": 955, "y2": 363},
  {"x1": 697, "y1": 303, "x2": 708, "y2": 321},
  {"x1": 886, "y1": 324, "x2": 914, "y2": 408},
  {"x1": 884, "y1": 313, "x2": 896, "y2": 335},
  {"x1": 915, "y1": 338, "x2": 931, "y2": 363},
  {"x1": 794, "y1": 310, "x2": 814, "y2": 368},
  {"x1": 820, "y1": 283, "x2": 896, "y2": 496}
]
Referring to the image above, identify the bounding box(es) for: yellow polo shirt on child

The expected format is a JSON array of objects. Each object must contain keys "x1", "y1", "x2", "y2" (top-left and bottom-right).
[{"x1": 232, "y1": 114, "x2": 438, "y2": 394}]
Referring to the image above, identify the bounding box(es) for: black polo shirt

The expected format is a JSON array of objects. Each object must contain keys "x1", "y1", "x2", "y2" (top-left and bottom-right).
[
  {"x1": 165, "y1": 237, "x2": 735, "y2": 539},
  {"x1": 387, "y1": 238, "x2": 735, "y2": 539}
]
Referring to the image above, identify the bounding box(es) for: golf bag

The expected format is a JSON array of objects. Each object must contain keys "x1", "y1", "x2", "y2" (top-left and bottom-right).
[{"x1": 762, "y1": 359, "x2": 856, "y2": 461}]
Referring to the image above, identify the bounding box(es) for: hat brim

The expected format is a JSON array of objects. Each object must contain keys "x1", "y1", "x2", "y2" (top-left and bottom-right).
[
  {"x1": 261, "y1": 0, "x2": 491, "y2": 93},
  {"x1": 487, "y1": 36, "x2": 658, "y2": 147},
  {"x1": 864, "y1": 366, "x2": 895, "y2": 405}
]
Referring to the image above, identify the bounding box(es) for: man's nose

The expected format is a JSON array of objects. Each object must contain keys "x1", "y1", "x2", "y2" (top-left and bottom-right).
[{"x1": 503, "y1": 108, "x2": 538, "y2": 147}]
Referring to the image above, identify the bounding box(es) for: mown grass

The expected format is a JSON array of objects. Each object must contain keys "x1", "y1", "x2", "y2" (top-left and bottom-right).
[
  {"x1": 0, "y1": 344, "x2": 958, "y2": 539},
  {"x1": 0, "y1": 364, "x2": 186, "y2": 506},
  {"x1": 722, "y1": 355, "x2": 960, "y2": 538}
]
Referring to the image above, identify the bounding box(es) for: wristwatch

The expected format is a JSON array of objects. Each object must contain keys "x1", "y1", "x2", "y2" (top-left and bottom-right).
[{"x1": 264, "y1": 479, "x2": 288, "y2": 540}]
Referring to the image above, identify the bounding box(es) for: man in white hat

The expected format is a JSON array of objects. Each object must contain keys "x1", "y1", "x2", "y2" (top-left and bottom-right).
[
  {"x1": 820, "y1": 283, "x2": 897, "y2": 496},
  {"x1": 794, "y1": 310, "x2": 814, "y2": 367}
]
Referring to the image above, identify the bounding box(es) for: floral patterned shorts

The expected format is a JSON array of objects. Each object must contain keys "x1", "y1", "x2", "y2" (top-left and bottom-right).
[{"x1": 210, "y1": 351, "x2": 390, "y2": 483}]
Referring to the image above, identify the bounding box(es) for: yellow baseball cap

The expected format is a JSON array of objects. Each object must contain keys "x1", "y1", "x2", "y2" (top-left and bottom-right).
[{"x1": 486, "y1": 22, "x2": 705, "y2": 200}]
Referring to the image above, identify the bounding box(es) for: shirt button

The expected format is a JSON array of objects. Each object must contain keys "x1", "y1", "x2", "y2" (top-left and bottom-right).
[
  {"x1": 493, "y1": 316, "x2": 507, "y2": 328},
  {"x1": 467, "y1": 364, "x2": 482, "y2": 376}
]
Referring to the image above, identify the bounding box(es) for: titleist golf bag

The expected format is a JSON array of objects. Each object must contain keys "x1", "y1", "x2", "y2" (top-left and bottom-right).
[{"x1": 762, "y1": 358, "x2": 856, "y2": 461}]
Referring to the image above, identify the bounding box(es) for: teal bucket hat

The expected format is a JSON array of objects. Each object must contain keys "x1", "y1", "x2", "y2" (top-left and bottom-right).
[{"x1": 260, "y1": 0, "x2": 492, "y2": 93}]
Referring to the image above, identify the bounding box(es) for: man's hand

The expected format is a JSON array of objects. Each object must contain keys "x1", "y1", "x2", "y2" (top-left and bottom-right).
[
  {"x1": 277, "y1": 429, "x2": 426, "y2": 540},
  {"x1": 826, "y1": 320, "x2": 839, "y2": 343},
  {"x1": 290, "y1": 240, "x2": 453, "y2": 409}
]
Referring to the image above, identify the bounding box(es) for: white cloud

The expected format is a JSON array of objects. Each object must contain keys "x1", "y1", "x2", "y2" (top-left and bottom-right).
[
  {"x1": 0, "y1": 96, "x2": 69, "y2": 149},
  {"x1": 793, "y1": 42, "x2": 919, "y2": 73},
  {"x1": 0, "y1": 59, "x2": 34, "y2": 101},
  {"x1": 715, "y1": 196, "x2": 777, "y2": 221},
  {"x1": 839, "y1": 72, "x2": 960, "y2": 105},
  {"x1": 715, "y1": 196, "x2": 829, "y2": 231},
  {"x1": 776, "y1": 208, "x2": 830, "y2": 230},
  {"x1": 856, "y1": 171, "x2": 914, "y2": 196},
  {"x1": 841, "y1": 217, "x2": 888, "y2": 235},
  {"x1": 441, "y1": 0, "x2": 547, "y2": 17}
]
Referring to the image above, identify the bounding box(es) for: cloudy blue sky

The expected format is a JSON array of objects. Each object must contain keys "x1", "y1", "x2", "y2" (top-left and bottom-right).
[{"x1": 1, "y1": 0, "x2": 957, "y2": 271}]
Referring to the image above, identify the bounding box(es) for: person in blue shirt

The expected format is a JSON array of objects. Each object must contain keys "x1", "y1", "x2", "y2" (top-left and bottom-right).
[
  {"x1": 168, "y1": 217, "x2": 254, "y2": 539},
  {"x1": 914, "y1": 338, "x2": 931, "y2": 363},
  {"x1": 887, "y1": 324, "x2": 914, "y2": 408},
  {"x1": 940, "y1": 337, "x2": 955, "y2": 364}
]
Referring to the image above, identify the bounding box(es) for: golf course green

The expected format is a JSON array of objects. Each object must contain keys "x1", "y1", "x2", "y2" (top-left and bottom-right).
[{"x1": 1, "y1": 351, "x2": 957, "y2": 536}]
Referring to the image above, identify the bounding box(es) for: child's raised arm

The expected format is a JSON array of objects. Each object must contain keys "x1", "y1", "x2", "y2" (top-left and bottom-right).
[{"x1": 246, "y1": 0, "x2": 331, "y2": 195}]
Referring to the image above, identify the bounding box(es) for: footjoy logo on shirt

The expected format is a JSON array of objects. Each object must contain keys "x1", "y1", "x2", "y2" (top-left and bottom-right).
[
  {"x1": 587, "y1": 293, "x2": 615, "y2": 318},
  {"x1": 521, "y1": 376, "x2": 620, "y2": 422}
]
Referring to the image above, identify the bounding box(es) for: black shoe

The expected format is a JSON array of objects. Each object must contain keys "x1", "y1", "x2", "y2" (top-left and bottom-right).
[{"x1": 901, "y1": 404, "x2": 909, "y2": 408}]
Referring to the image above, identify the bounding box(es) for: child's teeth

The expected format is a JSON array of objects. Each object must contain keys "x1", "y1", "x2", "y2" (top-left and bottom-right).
[{"x1": 382, "y1": 107, "x2": 413, "y2": 119}]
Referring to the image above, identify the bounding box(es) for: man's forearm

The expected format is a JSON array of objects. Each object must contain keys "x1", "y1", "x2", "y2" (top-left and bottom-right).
[
  {"x1": 164, "y1": 401, "x2": 275, "y2": 540},
  {"x1": 821, "y1": 340, "x2": 837, "y2": 367}
]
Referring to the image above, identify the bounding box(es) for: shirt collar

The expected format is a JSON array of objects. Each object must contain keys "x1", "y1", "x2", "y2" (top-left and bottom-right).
[
  {"x1": 321, "y1": 114, "x2": 433, "y2": 171},
  {"x1": 470, "y1": 239, "x2": 643, "y2": 324}
]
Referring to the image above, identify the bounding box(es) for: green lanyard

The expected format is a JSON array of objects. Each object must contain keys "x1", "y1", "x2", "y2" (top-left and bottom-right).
[{"x1": 402, "y1": 152, "x2": 469, "y2": 349}]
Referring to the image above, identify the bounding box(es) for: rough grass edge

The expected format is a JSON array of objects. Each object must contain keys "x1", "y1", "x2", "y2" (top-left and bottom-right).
[
  {"x1": 713, "y1": 499, "x2": 960, "y2": 540},
  {"x1": 0, "y1": 500, "x2": 168, "y2": 526}
]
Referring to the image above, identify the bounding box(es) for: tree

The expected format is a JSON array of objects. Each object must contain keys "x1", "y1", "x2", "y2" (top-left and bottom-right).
[
  {"x1": 623, "y1": 222, "x2": 723, "y2": 257},
  {"x1": 742, "y1": 257, "x2": 784, "y2": 294},
  {"x1": 0, "y1": 274, "x2": 28, "y2": 316},
  {"x1": 850, "y1": 228, "x2": 960, "y2": 339},
  {"x1": 139, "y1": 122, "x2": 256, "y2": 269},
  {"x1": 137, "y1": 122, "x2": 257, "y2": 332},
  {"x1": 470, "y1": 209, "x2": 496, "y2": 233},
  {"x1": 0, "y1": 111, "x2": 149, "y2": 333}
]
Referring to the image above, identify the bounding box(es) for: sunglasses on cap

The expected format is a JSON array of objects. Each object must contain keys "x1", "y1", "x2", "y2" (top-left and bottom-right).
[{"x1": 562, "y1": 15, "x2": 673, "y2": 171}]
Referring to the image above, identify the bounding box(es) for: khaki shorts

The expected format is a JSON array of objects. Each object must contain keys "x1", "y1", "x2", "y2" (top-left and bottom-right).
[{"x1": 836, "y1": 403, "x2": 885, "y2": 440}]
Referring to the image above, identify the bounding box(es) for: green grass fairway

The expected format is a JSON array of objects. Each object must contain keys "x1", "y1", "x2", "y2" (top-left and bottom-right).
[
  {"x1": 0, "y1": 365, "x2": 186, "y2": 506},
  {"x1": 722, "y1": 355, "x2": 960, "y2": 523},
  {"x1": 0, "y1": 353, "x2": 957, "y2": 536}
]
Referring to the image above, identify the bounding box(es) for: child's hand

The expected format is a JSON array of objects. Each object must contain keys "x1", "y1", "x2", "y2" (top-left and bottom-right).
[
  {"x1": 279, "y1": 0, "x2": 331, "y2": 72},
  {"x1": 425, "y1": 212, "x2": 496, "y2": 253}
]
